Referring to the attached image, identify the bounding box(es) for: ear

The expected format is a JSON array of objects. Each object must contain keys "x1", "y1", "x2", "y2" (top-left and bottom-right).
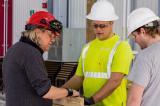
[
  {"x1": 140, "y1": 28, "x2": 146, "y2": 34},
  {"x1": 34, "y1": 28, "x2": 42, "y2": 36},
  {"x1": 139, "y1": 28, "x2": 149, "y2": 39}
]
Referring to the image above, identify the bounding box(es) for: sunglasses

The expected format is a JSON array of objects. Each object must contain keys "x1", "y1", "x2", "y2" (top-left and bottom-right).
[{"x1": 93, "y1": 24, "x2": 110, "y2": 29}]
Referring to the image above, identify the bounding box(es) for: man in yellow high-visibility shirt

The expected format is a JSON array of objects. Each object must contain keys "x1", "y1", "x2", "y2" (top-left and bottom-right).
[{"x1": 63, "y1": 0, "x2": 133, "y2": 106}]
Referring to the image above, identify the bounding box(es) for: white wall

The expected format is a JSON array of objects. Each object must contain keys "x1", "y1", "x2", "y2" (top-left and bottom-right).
[
  {"x1": 13, "y1": 0, "x2": 48, "y2": 59},
  {"x1": 136, "y1": 0, "x2": 158, "y2": 14},
  {"x1": 12, "y1": 0, "x2": 160, "y2": 43},
  {"x1": 108, "y1": 0, "x2": 129, "y2": 40},
  {"x1": 62, "y1": 28, "x2": 86, "y2": 61},
  {"x1": 105, "y1": 0, "x2": 159, "y2": 40},
  {"x1": 52, "y1": 0, "x2": 86, "y2": 28},
  {"x1": 12, "y1": 0, "x2": 160, "y2": 59},
  {"x1": 48, "y1": 0, "x2": 86, "y2": 61},
  {"x1": 13, "y1": 0, "x2": 46, "y2": 44},
  {"x1": 68, "y1": 0, "x2": 86, "y2": 28}
]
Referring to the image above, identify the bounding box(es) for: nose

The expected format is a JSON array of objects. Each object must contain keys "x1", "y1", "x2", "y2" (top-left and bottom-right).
[{"x1": 95, "y1": 27, "x2": 102, "y2": 32}]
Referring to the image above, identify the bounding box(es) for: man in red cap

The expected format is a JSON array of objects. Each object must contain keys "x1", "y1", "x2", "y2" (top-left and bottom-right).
[{"x1": 2, "y1": 11, "x2": 79, "y2": 106}]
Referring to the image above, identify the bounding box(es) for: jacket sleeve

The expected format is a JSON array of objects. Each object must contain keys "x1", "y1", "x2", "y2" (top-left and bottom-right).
[{"x1": 25, "y1": 50, "x2": 51, "y2": 96}]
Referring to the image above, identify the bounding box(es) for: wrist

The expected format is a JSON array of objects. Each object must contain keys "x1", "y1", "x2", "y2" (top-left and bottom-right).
[
  {"x1": 84, "y1": 96, "x2": 95, "y2": 105},
  {"x1": 89, "y1": 97, "x2": 95, "y2": 104},
  {"x1": 65, "y1": 88, "x2": 73, "y2": 97}
]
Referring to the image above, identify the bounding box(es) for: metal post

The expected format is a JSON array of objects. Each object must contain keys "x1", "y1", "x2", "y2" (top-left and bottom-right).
[
  {"x1": 66, "y1": 0, "x2": 69, "y2": 28},
  {"x1": 3, "y1": 0, "x2": 8, "y2": 56},
  {"x1": 3, "y1": 0, "x2": 6, "y2": 56},
  {"x1": 122, "y1": 0, "x2": 127, "y2": 40},
  {"x1": 158, "y1": 0, "x2": 160, "y2": 16}
]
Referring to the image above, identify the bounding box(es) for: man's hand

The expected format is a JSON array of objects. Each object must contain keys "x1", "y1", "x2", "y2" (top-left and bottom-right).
[
  {"x1": 84, "y1": 96, "x2": 95, "y2": 105},
  {"x1": 72, "y1": 89, "x2": 80, "y2": 97}
]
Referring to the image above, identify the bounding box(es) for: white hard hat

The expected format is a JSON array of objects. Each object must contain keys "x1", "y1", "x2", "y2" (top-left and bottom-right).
[
  {"x1": 127, "y1": 7, "x2": 159, "y2": 36},
  {"x1": 86, "y1": 0, "x2": 119, "y2": 21}
]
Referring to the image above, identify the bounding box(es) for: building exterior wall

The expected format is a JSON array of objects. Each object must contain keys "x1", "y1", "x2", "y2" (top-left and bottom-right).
[
  {"x1": 52, "y1": 0, "x2": 86, "y2": 28},
  {"x1": 49, "y1": 0, "x2": 86, "y2": 61},
  {"x1": 86, "y1": 0, "x2": 159, "y2": 53},
  {"x1": 13, "y1": 0, "x2": 45, "y2": 44},
  {"x1": 68, "y1": 0, "x2": 86, "y2": 28},
  {"x1": 52, "y1": 0, "x2": 68, "y2": 27},
  {"x1": 12, "y1": 0, "x2": 160, "y2": 60},
  {"x1": 136, "y1": 0, "x2": 158, "y2": 14}
]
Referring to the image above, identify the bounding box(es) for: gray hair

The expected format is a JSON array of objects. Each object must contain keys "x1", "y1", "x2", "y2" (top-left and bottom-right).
[{"x1": 21, "y1": 28, "x2": 46, "y2": 46}]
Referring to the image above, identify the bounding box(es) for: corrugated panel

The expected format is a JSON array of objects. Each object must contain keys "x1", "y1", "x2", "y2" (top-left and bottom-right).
[
  {"x1": 62, "y1": 28, "x2": 86, "y2": 62},
  {"x1": 159, "y1": 0, "x2": 160, "y2": 16},
  {"x1": 52, "y1": 0, "x2": 68, "y2": 27},
  {"x1": 108, "y1": 0, "x2": 127, "y2": 39},
  {"x1": 13, "y1": 0, "x2": 45, "y2": 44},
  {"x1": 68, "y1": 0, "x2": 86, "y2": 28},
  {"x1": 136, "y1": 0, "x2": 158, "y2": 14},
  {"x1": 105, "y1": 0, "x2": 159, "y2": 40},
  {"x1": 48, "y1": 28, "x2": 86, "y2": 62}
]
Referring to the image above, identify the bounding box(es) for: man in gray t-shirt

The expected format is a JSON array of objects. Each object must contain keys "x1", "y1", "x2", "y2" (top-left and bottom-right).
[{"x1": 126, "y1": 8, "x2": 160, "y2": 106}]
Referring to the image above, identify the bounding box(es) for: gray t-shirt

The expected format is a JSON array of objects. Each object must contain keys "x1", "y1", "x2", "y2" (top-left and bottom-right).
[{"x1": 127, "y1": 42, "x2": 160, "y2": 106}]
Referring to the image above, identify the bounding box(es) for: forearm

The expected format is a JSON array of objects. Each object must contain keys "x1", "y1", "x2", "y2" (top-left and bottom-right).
[
  {"x1": 43, "y1": 86, "x2": 68, "y2": 99},
  {"x1": 93, "y1": 78, "x2": 121, "y2": 102},
  {"x1": 93, "y1": 73, "x2": 124, "y2": 103},
  {"x1": 62, "y1": 75, "x2": 84, "y2": 90},
  {"x1": 127, "y1": 82, "x2": 144, "y2": 106},
  {"x1": 127, "y1": 96, "x2": 141, "y2": 106}
]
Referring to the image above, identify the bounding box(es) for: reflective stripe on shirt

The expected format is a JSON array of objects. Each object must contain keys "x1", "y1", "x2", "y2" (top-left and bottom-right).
[
  {"x1": 82, "y1": 40, "x2": 121, "y2": 79},
  {"x1": 85, "y1": 72, "x2": 108, "y2": 79}
]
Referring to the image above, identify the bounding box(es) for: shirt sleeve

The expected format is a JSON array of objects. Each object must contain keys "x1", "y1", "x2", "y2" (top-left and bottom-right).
[
  {"x1": 75, "y1": 55, "x2": 84, "y2": 77},
  {"x1": 25, "y1": 50, "x2": 51, "y2": 96},
  {"x1": 127, "y1": 53, "x2": 151, "y2": 88},
  {"x1": 111, "y1": 41, "x2": 134, "y2": 75}
]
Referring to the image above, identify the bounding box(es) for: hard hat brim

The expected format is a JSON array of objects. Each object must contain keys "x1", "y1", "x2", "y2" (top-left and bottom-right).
[
  {"x1": 86, "y1": 14, "x2": 119, "y2": 21},
  {"x1": 127, "y1": 16, "x2": 159, "y2": 36}
]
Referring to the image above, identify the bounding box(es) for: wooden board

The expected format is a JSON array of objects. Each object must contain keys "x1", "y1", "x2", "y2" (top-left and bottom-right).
[{"x1": 53, "y1": 97, "x2": 84, "y2": 106}]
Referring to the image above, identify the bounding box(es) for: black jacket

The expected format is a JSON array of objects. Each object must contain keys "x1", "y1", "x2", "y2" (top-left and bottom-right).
[{"x1": 2, "y1": 37, "x2": 52, "y2": 106}]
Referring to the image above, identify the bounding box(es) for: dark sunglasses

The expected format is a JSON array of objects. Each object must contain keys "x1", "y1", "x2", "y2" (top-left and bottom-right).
[{"x1": 93, "y1": 24, "x2": 110, "y2": 29}]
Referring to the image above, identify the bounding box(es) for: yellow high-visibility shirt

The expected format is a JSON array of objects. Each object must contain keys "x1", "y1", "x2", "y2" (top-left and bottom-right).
[{"x1": 76, "y1": 35, "x2": 133, "y2": 106}]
